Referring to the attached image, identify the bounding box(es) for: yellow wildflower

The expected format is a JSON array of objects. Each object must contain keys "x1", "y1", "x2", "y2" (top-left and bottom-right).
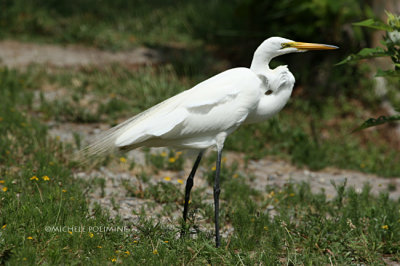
[
  {"x1": 119, "y1": 157, "x2": 127, "y2": 163},
  {"x1": 168, "y1": 157, "x2": 176, "y2": 163},
  {"x1": 177, "y1": 179, "x2": 184, "y2": 184},
  {"x1": 382, "y1": 225, "x2": 389, "y2": 230},
  {"x1": 42, "y1": 176, "x2": 50, "y2": 181},
  {"x1": 160, "y1": 152, "x2": 167, "y2": 157},
  {"x1": 97, "y1": 246, "x2": 102, "y2": 249},
  {"x1": 30, "y1": 176, "x2": 39, "y2": 181},
  {"x1": 2, "y1": 224, "x2": 6, "y2": 229},
  {"x1": 49, "y1": 162, "x2": 55, "y2": 166},
  {"x1": 62, "y1": 189, "x2": 67, "y2": 193},
  {"x1": 89, "y1": 232, "x2": 94, "y2": 238},
  {"x1": 175, "y1": 151, "x2": 182, "y2": 157},
  {"x1": 233, "y1": 174, "x2": 238, "y2": 178},
  {"x1": 0, "y1": 180, "x2": 4, "y2": 184},
  {"x1": 111, "y1": 258, "x2": 117, "y2": 262},
  {"x1": 153, "y1": 249, "x2": 158, "y2": 255},
  {"x1": 27, "y1": 236, "x2": 33, "y2": 240},
  {"x1": 23, "y1": 258, "x2": 27, "y2": 261},
  {"x1": 2, "y1": 187, "x2": 7, "y2": 192},
  {"x1": 68, "y1": 231, "x2": 72, "y2": 235},
  {"x1": 289, "y1": 193, "x2": 295, "y2": 197},
  {"x1": 263, "y1": 226, "x2": 268, "y2": 231},
  {"x1": 133, "y1": 240, "x2": 138, "y2": 243},
  {"x1": 211, "y1": 166, "x2": 216, "y2": 171},
  {"x1": 163, "y1": 176, "x2": 171, "y2": 181},
  {"x1": 125, "y1": 251, "x2": 130, "y2": 255},
  {"x1": 164, "y1": 240, "x2": 169, "y2": 243}
]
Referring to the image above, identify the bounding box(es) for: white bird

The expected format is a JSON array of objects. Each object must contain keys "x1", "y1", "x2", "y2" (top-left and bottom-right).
[{"x1": 81, "y1": 37, "x2": 338, "y2": 247}]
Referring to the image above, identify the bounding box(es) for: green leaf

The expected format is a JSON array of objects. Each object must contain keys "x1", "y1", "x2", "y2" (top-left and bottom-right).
[
  {"x1": 353, "y1": 19, "x2": 393, "y2": 31},
  {"x1": 357, "y1": 47, "x2": 387, "y2": 56},
  {"x1": 336, "y1": 47, "x2": 388, "y2": 65},
  {"x1": 375, "y1": 69, "x2": 400, "y2": 78},
  {"x1": 352, "y1": 115, "x2": 400, "y2": 133}
]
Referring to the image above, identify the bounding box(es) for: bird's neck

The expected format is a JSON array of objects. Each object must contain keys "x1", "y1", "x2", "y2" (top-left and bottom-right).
[{"x1": 250, "y1": 49, "x2": 274, "y2": 75}]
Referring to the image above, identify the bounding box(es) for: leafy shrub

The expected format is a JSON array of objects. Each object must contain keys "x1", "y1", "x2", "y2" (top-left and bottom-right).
[{"x1": 339, "y1": 12, "x2": 400, "y2": 130}]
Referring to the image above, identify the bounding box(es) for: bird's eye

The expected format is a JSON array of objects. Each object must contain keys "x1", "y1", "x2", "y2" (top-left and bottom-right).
[
  {"x1": 281, "y1": 43, "x2": 291, "y2": 49},
  {"x1": 265, "y1": 90, "x2": 273, "y2": 95}
]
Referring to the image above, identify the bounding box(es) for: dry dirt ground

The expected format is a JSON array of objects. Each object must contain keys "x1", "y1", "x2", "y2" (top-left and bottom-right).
[
  {"x1": 1, "y1": 40, "x2": 400, "y2": 225},
  {"x1": 0, "y1": 40, "x2": 160, "y2": 68}
]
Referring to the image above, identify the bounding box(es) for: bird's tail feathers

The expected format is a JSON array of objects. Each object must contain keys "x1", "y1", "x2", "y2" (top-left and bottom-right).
[
  {"x1": 76, "y1": 113, "x2": 143, "y2": 164},
  {"x1": 76, "y1": 99, "x2": 171, "y2": 164},
  {"x1": 76, "y1": 94, "x2": 186, "y2": 165}
]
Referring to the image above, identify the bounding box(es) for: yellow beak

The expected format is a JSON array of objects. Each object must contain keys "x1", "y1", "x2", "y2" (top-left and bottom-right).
[{"x1": 288, "y1": 42, "x2": 338, "y2": 50}]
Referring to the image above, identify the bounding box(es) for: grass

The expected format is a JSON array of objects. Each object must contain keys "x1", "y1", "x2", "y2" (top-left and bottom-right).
[
  {"x1": 1, "y1": 67, "x2": 400, "y2": 264},
  {"x1": 0, "y1": 0, "x2": 204, "y2": 50},
  {"x1": 1, "y1": 101, "x2": 400, "y2": 264}
]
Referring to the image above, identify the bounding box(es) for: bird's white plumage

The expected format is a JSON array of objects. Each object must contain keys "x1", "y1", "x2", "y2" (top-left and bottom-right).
[
  {"x1": 81, "y1": 36, "x2": 337, "y2": 159},
  {"x1": 115, "y1": 67, "x2": 262, "y2": 149},
  {"x1": 245, "y1": 65, "x2": 295, "y2": 124}
]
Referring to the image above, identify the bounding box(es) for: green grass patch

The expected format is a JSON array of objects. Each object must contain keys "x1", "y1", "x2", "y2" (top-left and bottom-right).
[
  {"x1": 0, "y1": 0, "x2": 202, "y2": 50},
  {"x1": 1, "y1": 67, "x2": 399, "y2": 263}
]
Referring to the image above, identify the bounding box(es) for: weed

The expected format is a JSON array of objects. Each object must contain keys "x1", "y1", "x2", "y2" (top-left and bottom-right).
[{"x1": 146, "y1": 149, "x2": 184, "y2": 172}]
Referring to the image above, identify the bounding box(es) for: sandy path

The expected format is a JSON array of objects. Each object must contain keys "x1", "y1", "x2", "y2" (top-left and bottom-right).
[{"x1": 0, "y1": 40, "x2": 160, "y2": 68}]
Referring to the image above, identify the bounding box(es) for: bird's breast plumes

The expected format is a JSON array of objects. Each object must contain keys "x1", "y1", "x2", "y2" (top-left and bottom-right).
[{"x1": 244, "y1": 66, "x2": 295, "y2": 125}]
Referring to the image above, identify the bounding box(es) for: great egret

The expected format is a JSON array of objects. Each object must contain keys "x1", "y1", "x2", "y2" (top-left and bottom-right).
[{"x1": 81, "y1": 37, "x2": 338, "y2": 247}]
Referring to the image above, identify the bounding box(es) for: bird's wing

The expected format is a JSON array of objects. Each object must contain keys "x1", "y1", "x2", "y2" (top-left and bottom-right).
[
  {"x1": 81, "y1": 68, "x2": 261, "y2": 157},
  {"x1": 80, "y1": 92, "x2": 188, "y2": 157}
]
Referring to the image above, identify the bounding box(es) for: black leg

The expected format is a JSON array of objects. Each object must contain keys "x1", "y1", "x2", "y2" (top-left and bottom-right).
[
  {"x1": 214, "y1": 149, "x2": 222, "y2": 248},
  {"x1": 182, "y1": 151, "x2": 203, "y2": 224}
]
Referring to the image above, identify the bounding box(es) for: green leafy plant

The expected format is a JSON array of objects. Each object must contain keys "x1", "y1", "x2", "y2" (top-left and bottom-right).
[{"x1": 339, "y1": 12, "x2": 400, "y2": 131}]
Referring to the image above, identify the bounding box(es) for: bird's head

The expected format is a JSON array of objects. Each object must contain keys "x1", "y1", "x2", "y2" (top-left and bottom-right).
[
  {"x1": 250, "y1": 37, "x2": 338, "y2": 73},
  {"x1": 258, "y1": 36, "x2": 338, "y2": 57}
]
